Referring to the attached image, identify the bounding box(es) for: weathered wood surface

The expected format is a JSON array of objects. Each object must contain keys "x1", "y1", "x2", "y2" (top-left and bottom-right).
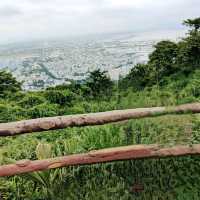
[
  {"x1": 1, "y1": 144, "x2": 200, "y2": 177},
  {"x1": 0, "y1": 102, "x2": 200, "y2": 137}
]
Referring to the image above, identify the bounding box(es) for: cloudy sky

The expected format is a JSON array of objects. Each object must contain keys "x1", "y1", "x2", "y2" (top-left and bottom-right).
[{"x1": 0, "y1": 0, "x2": 199, "y2": 44}]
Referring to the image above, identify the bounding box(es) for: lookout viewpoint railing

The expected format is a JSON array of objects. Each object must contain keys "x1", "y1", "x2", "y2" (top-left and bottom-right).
[{"x1": 0, "y1": 102, "x2": 200, "y2": 177}]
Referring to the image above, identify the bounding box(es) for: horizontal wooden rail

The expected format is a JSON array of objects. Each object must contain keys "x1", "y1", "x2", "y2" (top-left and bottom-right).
[
  {"x1": 0, "y1": 102, "x2": 200, "y2": 137},
  {"x1": 1, "y1": 144, "x2": 200, "y2": 177}
]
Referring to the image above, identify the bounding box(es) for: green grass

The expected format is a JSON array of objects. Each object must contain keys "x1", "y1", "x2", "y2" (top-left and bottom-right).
[
  {"x1": 0, "y1": 113, "x2": 200, "y2": 199},
  {"x1": 0, "y1": 70, "x2": 200, "y2": 199}
]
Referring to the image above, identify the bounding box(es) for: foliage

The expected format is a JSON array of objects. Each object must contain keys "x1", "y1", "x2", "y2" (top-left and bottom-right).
[
  {"x1": 148, "y1": 40, "x2": 178, "y2": 84},
  {"x1": 119, "y1": 64, "x2": 150, "y2": 90},
  {"x1": 183, "y1": 17, "x2": 200, "y2": 32},
  {"x1": 0, "y1": 103, "x2": 25, "y2": 122},
  {"x1": 45, "y1": 89, "x2": 75, "y2": 106},
  {"x1": 85, "y1": 69, "x2": 114, "y2": 99},
  {"x1": 18, "y1": 93, "x2": 46, "y2": 109},
  {"x1": 0, "y1": 115, "x2": 200, "y2": 199},
  {"x1": 0, "y1": 17, "x2": 200, "y2": 199},
  {"x1": 27, "y1": 103, "x2": 59, "y2": 118},
  {"x1": 120, "y1": 17, "x2": 200, "y2": 90},
  {"x1": 176, "y1": 31, "x2": 200, "y2": 72},
  {"x1": 0, "y1": 71, "x2": 21, "y2": 97}
]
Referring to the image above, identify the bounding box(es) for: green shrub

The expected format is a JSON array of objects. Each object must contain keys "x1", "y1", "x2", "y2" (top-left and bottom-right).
[
  {"x1": 0, "y1": 103, "x2": 25, "y2": 122},
  {"x1": 18, "y1": 93, "x2": 46, "y2": 108},
  {"x1": 6, "y1": 91, "x2": 26, "y2": 102},
  {"x1": 85, "y1": 69, "x2": 114, "y2": 99},
  {"x1": 45, "y1": 89, "x2": 75, "y2": 106},
  {"x1": 27, "y1": 103, "x2": 59, "y2": 118},
  {"x1": 0, "y1": 70, "x2": 22, "y2": 97}
]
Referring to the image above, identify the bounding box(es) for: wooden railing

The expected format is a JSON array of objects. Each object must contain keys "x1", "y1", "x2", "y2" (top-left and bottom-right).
[{"x1": 0, "y1": 102, "x2": 200, "y2": 177}]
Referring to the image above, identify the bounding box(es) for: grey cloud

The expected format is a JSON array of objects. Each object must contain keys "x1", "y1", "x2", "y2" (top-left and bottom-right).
[
  {"x1": 0, "y1": 0, "x2": 199, "y2": 44},
  {"x1": 0, "y1": 5, "x2": 22, "y2": 17}
]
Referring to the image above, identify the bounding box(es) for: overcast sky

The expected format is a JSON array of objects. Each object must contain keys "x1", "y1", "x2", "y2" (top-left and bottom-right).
[{"x1": 0, "y1": 0, "x2": 199, "y2": 44}]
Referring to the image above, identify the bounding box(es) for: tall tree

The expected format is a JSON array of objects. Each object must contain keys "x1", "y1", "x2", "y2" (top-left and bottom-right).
[
  {"x1": 85, "y1": 69, "x2": 113, "y2": 99},
  {"x1": 0, "y1": 71, "x2": 22, "y2": 97},
  {"x1": 177, "y1": 17, "x2": 200, "y2": 72},
  {"x1": 183, "y1": 18, "x2": 200, "y2": 32},
  {"x1": 119, "y1": 63, "x2": 150, "y2": 90},
  {"x1": 148, "y1": 40, "x2": 178, "y2": 84}
]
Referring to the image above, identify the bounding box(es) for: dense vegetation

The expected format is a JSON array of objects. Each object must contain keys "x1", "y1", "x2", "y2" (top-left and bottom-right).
[{"x1": 0, "y1": 18, "x2": 200, "y2": 199}]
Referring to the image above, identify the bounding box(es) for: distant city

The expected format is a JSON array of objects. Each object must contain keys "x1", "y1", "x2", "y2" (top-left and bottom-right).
[{"x1": 0, "y1": 30, "x2": 185, "y2": 90}]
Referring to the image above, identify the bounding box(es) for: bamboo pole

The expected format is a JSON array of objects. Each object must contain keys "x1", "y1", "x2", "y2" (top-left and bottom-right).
[
  {"x1": 1, "y1": 144, "x2": 200, "y2": 177},
  {"x1": 0, "y1": 102, "x2": 200, "y2": 137}
]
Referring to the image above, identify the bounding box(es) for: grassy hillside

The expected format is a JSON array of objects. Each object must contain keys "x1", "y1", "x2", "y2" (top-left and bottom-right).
[{"x1": 0, "y1": 18, "x2": 200, "y2": 199}]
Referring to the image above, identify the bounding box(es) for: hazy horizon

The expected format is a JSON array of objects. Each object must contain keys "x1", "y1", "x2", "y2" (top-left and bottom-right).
[{"x1": 0, "y1": 29, "x2": 187, "y2": 49}]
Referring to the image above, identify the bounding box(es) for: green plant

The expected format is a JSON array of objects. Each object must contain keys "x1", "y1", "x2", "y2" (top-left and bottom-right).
[
  {"x1": 0, "y1": 70, "x2": 22, "y2": 97},
  {"x1": 18, "y1": 93, "x2": 46, "y2": 109},
  {"x1": 27, "y1": 103, "x2": 59, "y2": 118},
  {"x1": 45, "y1": 89, "x2": 75, "y2": 106}
]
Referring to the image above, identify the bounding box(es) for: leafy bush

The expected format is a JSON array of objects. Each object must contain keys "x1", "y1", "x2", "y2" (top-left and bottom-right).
[
  {"x1": 0, "y1": 103, "x2": 25, "y2": 122},
  {"x1": 0, "y1": 70, "x2": 21, "y2": 97},
  {"x1": 18, "y1": 93, "x2": 46, "y2": 108},
  {"x1": 45, "y1": 89, "x2": 75, "y2": 106},
  {"x1": 27, "y1": 103, "x2": 59, "y2": 118},
  {"x1": 85, "y1": 69, "x2": 114, "y2": 99}
]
